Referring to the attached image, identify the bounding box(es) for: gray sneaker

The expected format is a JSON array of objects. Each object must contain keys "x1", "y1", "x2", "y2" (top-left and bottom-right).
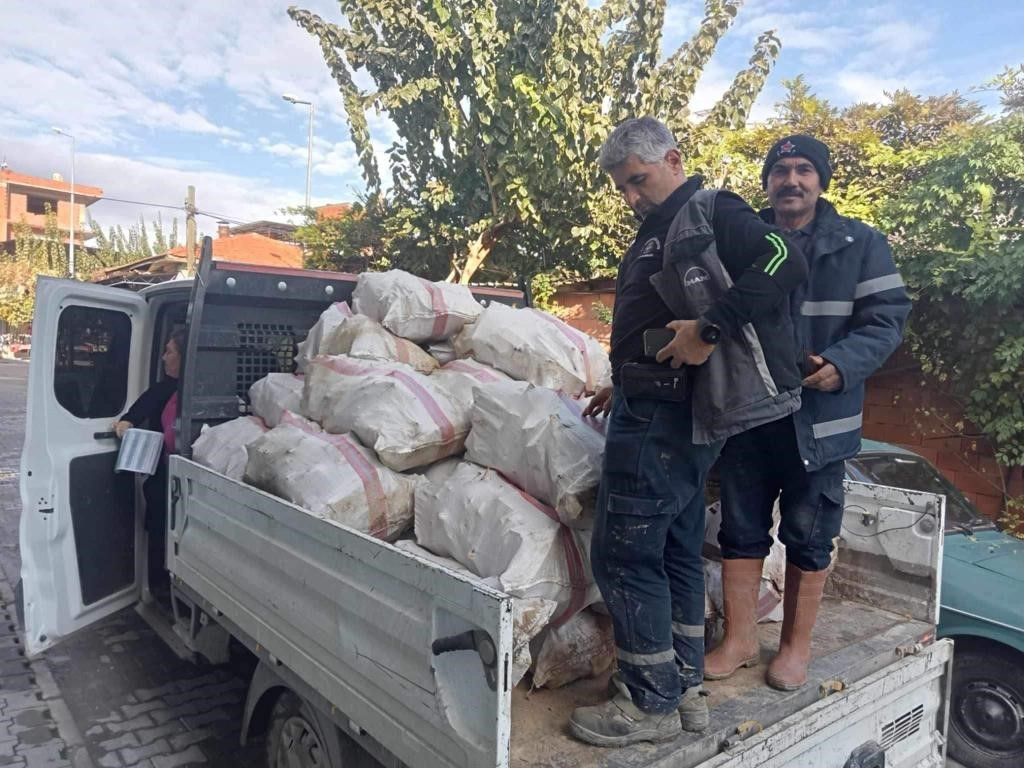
[
  {"x1": 679, "y1": 685, "x2": 710, "y2": 732},
  {"x1": 570, "y1": 679, "x2": 682, "y2": 748}
]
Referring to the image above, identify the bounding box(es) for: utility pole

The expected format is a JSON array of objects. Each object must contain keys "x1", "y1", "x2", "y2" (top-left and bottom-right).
[
  {"x1": 185, "y1": 185, "x2": 197, "y2": 276},
  {"x1": 51, "y1": 127, "x2": 76, "y2": 278}
]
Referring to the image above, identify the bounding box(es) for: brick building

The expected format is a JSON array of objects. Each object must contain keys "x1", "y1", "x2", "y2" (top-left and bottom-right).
[{"x1": 0, "y1": 167, "x2": 102, "y2": 252}]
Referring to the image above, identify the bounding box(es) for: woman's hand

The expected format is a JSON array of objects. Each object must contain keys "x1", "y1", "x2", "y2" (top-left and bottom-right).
[{"x1": 113, "y1": 420, "x2": 133, "y2": 439}]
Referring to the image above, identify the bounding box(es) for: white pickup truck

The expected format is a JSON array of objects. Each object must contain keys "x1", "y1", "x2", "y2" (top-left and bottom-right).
[{"x1": 19, "y1": 242, "x2": 953, "y2": 768}]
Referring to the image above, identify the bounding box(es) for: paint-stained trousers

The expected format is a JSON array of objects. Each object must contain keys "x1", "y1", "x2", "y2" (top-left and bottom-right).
[{"x1": 591, "y1": 389, "x2": 723, "y2": 714}]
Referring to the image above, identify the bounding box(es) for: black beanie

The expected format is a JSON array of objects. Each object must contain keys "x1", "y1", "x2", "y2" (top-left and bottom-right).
[{"x1": 761, "y1": 134, "x2": 832, "y2": 190}]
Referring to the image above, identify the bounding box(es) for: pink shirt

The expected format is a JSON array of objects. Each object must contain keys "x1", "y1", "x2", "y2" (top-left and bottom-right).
[{"x1": 161, "y1": 392, "x2": 178, "y2": 455}]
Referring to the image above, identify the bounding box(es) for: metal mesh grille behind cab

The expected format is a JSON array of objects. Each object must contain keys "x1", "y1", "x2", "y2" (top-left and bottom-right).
[
  {"x1": 235, "y1": 323, "x2": 297, "y2": 408},
  {"x1": 880, "y1": 704, "x2": 924, "y2": 750}
]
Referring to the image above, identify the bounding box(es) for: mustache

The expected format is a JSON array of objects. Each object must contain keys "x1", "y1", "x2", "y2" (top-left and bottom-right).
[{"x1": 776, "y1": 187, "x2": 803, "y2": 197}]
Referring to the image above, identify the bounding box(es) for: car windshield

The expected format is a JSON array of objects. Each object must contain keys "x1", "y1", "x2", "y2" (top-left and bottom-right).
[{"x1": 846, "y1": 454, "x2": 991, "y2": 530}]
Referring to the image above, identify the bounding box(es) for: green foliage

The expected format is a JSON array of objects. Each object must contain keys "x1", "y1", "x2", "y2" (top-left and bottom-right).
[
  {"x1": 880, "y1": 113, "x2": 1024, "y2": 466},
  {"x1": 84, "y1": 213, "x2": 180, "y2": 276},
  {"x1": 285, "y1": 200, "x2": 389, "y2": 272},
  {"x1": 0, "y1": 206, "x2": 64, "y2": 328},
  {"x1": 289, "y1": 0, "x2": 780, "y2": 283}
]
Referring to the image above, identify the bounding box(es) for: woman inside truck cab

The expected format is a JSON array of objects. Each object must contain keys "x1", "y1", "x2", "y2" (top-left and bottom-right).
[{"x1": 111, "y1": 328, "x2": 186, "y2": 590}]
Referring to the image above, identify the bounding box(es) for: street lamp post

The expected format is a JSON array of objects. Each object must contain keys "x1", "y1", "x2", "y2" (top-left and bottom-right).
[
  {"x1": 282, "y1": 94, "x2": 314, "y2": 210},
  {"x1": 51, "y1": 127, "x2": 76, "y2": 278}
]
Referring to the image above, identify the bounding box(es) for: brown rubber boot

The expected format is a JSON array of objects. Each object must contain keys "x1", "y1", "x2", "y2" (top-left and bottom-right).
[
  {"x1": 704, "y1": 558, "x2": 764, "y2": 680},
  {"x1": 766, "y1": 563, "x2": 829, "y2": 691}
]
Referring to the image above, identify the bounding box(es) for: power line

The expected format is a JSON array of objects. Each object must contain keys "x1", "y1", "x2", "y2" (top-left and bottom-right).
[{"x1": 96, "y1": 195, "x2": 184, "y2": 210}]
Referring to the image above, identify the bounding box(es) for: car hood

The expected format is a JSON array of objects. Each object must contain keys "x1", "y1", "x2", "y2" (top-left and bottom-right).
[{"x1": 945, "y1": 529, "x2": 1024, "y2": 582}]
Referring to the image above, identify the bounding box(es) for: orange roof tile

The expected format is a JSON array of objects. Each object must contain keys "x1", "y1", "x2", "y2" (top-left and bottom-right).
[
  {"x1": 0, "y1": 169, "x2": 103, "y2": 199},
  {"x1": 316, "y1": 203, "x2": 352, "y2": 220},
  {"x1": 165, "y1": 232, "x2": 303, "y2": 269}
]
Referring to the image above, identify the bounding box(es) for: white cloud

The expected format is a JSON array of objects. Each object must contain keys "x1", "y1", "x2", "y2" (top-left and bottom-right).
[{"x1": 4, "y1": 135, "x2": 306, "y2": 232}]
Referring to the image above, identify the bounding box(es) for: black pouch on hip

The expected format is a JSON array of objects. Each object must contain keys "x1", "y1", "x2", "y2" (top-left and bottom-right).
[{"x1": 619, "y1": 362, "x2": 691, "y2": 402}]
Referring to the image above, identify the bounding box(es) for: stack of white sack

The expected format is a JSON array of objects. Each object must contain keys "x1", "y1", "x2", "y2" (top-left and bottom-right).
[
  {"x1": 295, "y1": 301, "x2": 353, "y2": 373},
  {"x1": 465, "y1": 382, "x2": 604, "y2": 526},
  {"x1": 454, "y1": 303, "x2": 611, "y2": 396},
  {"x1": 192, "y1": 416, "x2": 268, "y2": 480},
  {"x1": 321, "y1": 314, "x2": 438, "y2": 374},
  {"x1": 249, "y1": 373, "x2": 305, "y2": 428},
  {"x1": 353, "y1": 270, "x2": 482, "y2": 342},
  {"x1": 244, "y1": 422, "x2": 417, "y2": 541},
  {"x1": 415, "y1": 461, "x2": 600, "y2": 623},
  {"x1": 394, "y1": 540, "x2": 557, "y2": 686},
  {"x1": 532, "y1": 609, "x2": 615, "y2": 689},
  {"x1": 430, "y1": 359, "x2": 513, "y2": 408},
  {"x1": 301, "y1": 355, "x2": 467, "y2": 471}
]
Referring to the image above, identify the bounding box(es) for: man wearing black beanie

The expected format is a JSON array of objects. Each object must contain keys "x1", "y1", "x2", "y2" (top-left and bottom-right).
[{"x1": 705, "y1": 134, "x2": 912, "y2": 692}]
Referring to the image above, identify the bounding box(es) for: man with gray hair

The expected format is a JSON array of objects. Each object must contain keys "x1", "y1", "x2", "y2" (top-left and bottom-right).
[{"x1": 571, "y1": 117, "x2": 808, "y2": 746}]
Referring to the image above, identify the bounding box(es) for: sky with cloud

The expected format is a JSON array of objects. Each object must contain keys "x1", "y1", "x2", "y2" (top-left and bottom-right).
[{"x1": 2, "y1": 0, "x2": 1020, "y2": 237}]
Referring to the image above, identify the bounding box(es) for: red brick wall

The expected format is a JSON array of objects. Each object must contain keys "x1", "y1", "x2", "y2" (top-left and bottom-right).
[
  {"x1": 863, "y1": 365, "x2": 1013, "y2": 522},
  {"x1": 550, "y1": 290, "x2": 614, "y2": 349}
]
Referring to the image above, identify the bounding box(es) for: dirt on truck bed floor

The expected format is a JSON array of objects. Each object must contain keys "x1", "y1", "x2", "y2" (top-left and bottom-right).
[{"x1": 510, "y1": 596, "x2": 927, "y2": 768}]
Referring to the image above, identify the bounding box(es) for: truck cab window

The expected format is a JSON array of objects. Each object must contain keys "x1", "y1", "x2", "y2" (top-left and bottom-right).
[{"x1": 54, "y1": 306, "x2": 132, "y2": 418}]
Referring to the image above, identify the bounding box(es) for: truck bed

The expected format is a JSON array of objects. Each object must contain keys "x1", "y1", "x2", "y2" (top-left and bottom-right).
[
  {"x1": 509, "y1": 598, "x2": 930, "y2": 767},
  {"x1": 167, "y1": 457, "x2": 944, "y2": 768}
]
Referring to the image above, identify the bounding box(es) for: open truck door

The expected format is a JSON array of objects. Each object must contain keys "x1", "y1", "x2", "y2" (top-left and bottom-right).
[{"x1": 19, "y1": 278, "x2": 149, "y2": 656}]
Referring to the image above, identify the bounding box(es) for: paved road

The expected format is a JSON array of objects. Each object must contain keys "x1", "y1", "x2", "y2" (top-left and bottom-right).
[{"x1": 0, "y1": 359, "x2": 260, "y2": 768}]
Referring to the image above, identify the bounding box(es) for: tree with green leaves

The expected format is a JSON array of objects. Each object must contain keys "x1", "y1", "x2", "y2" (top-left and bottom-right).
[
  {"x1": 880, "y1": 110, "x2": 1024, "y2": 469},
  {"x1": 289, "y1": 0, "x2": 780, "y2": 284},
  {"x1": 84, "y1": 212, "x2": 181, "y2": 275},
  {"x1": 0, "y1": 206, "x2": 64, "y2": 329}
]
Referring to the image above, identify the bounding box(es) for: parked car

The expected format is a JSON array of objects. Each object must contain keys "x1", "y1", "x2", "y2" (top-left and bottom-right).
[
  {"x1": 10, "y1": 334, "x2": 31, "y2": 359},
  {"x1": 847, "y1": 440, "x2": 1024, "y2": 768}
]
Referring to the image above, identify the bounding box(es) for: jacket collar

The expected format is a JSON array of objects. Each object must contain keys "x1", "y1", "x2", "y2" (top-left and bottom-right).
[
  {"x1": 636, "y1": 175, "x2": 704, "y2": 239},
  {"x1": 759, "y1": 197, "x2": 854, "y2": 256}
]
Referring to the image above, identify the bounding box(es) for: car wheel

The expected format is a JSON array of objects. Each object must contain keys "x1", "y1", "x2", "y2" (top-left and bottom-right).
[
  {"x1": 266, "y1": 691, "x2": 332, "y2": 768},
  {"x1": 948, "y1": 645, "x2": 1024, "y2": 768}
]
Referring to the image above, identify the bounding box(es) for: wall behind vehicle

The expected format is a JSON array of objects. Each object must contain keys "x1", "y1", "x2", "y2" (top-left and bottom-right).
[{"x1": 860, "y1": 351, "x2": 1018, "y2": 528}]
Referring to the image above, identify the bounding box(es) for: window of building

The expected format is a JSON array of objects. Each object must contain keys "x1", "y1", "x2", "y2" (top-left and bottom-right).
[
  {"x1": 25, "y1": 196, "x2": 52, "y2": 215},
  {"x1": 54, "y1": 306, "x2": 133, "y2": 418}
]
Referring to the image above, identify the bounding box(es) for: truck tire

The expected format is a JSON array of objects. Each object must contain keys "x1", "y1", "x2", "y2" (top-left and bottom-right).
[
  {"x1": 948, "y1": 644, "x2": 1024, "y2": 768},
  {"x1": 266, "y1": 690, "x2": 335, "y2": 768}
]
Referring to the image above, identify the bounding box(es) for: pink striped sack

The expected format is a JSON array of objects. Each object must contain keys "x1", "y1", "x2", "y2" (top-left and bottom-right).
[
  {"x1": 321, "y1": 314, "x2": 438, "y2": 374},
  {"x1": 352, "y1": 270, "x2": 482, "y2": 343},
  {"x1": 295, "y1": 301, "x2": 353, "y2": 373},
  {"x1": 243, "y1": 423, "x2": 418, "y2": 542},
  {"x1": 192, "y1": 415, "x2": 268, "y2": 481},
  {"x1": 302, "y1": 355, "x2": 467, "y2": 472},
  {"x1": 414, "y1": 461, "x2": 600, "y2": 625},
  {"x1": 457, "y1": 303, "x2": 611, "y2": 396}
]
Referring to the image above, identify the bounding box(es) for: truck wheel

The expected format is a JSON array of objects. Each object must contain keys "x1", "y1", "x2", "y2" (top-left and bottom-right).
[
  {"x1": 266, "y1": 691, "x2": 333, "y2": 768},
  {"x1": 948, "y1": 645, "x2": 1024, "y2": 768}
]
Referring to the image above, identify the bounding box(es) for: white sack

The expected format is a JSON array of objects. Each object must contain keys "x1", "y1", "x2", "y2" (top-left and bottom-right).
[
  {"x1": 321, "y1": 314, "x2": 438, "y2": 374},
  {"x1": 431, "y1": 359, "x2": 514, "y2": 411},
  {"x1": 249, "y1": 373, "x2": 305, "y2": 428},
  {"x1": 244, "y1": 424, "x2": 417, "y2": 541},
  {"x1": 353, "y1": 270, "x2": 482, "y2": 342},
  {"x1": 301, "y1": 355, "x2": 412, "y2": 425},
  {"x1": 532, "y1": 609, "x2": 615, "y2": 689},
  {"x1": 394, "y1": 540, "x2": 557, "y2": 685},
  {"x1": 191, "y1": 416, "x2": 268, "y2": 481},
  {"x1": 415, "y1": 461, "x2": 599, "y2": 620},
  {"x1": 302, "y1": 356, "x2": 467, "y2": 471},
  {"x1": 296, "y1": 301, "x2": 353, "y2": 373},
  {"x1": 463, "y1": 303, "x2": 611, "y2": 395},
  {"x1": 465, "y1": 382, "x2": 604, "y2": 525}
]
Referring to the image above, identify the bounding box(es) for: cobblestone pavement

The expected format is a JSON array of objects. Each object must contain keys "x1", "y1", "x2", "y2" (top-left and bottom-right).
[{"x1": 0, "y1": 360, "x2": 261, "y2": 767}]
